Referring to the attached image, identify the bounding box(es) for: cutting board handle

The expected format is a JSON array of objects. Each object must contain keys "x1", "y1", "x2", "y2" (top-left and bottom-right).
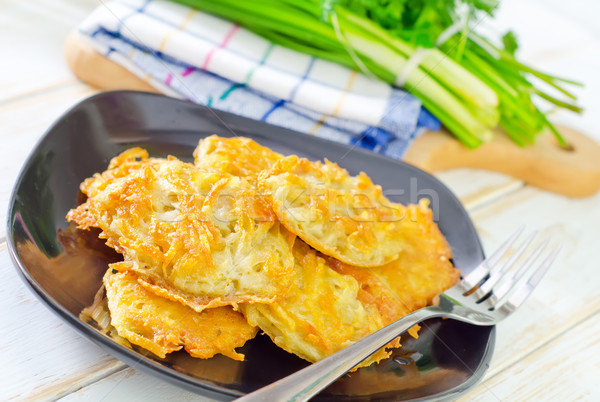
[
  {"x1": 404, "y1": 126, "x2": 600, "y2": 197},
  {"x1": 65, "y1": 31, "x2": 600, "y2": 198}
]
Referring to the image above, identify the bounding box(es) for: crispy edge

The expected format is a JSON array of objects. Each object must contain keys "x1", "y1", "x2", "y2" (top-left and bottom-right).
[
  {"x1": 111, "y1": 261, "x2": 279, "y2": 313},
  {"x1": 104, "y1": 268, "x2": 258, "y2": 360},
  {"x1": 258, "y1": 155, "x2": 408, "y2": 267}
]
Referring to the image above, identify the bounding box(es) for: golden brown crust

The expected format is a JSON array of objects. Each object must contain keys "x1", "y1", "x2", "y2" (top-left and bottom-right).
[
  {"x1": 193, "y1": 135, "x2": 283, "y2": 181},
  {"x1": 108, "y1": 261, "x2": 277, "y2": 312},
  {"x1": 321, "y1": 201, "x2": 459, "y2": 341},
  {"x1": 104, "y1": 269, "x2": 257, "y2": 360},
  {"x1": 258, "y1": 155, "x2": 409, "y2": 267},
  {"x1": 241, "y1": 240, "x2": 397, "y2": 367},
  {"x1": 68, "y1": 149, "x2": 295, "y2": 311},
  {"x1": 367, "y1": 200, "x2": 460, "y2": 311}
]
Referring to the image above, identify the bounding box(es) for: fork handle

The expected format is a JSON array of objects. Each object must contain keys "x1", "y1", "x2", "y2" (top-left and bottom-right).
[{"x1": 236, "y1": 308, "x2": 439, "y2": 402}]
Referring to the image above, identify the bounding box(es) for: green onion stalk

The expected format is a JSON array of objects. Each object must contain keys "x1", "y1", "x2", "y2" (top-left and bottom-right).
[{"x1": 170, "y1": 0, "x2": 581, "y2": 148}]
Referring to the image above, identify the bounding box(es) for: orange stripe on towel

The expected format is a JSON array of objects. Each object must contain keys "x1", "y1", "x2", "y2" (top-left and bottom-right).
[
  {"x1": 158, "y1": 9, "x2": 198, "y2": 52},
  {"x1": 309, "y1": 70, "x2": 358, "y2": 135}
]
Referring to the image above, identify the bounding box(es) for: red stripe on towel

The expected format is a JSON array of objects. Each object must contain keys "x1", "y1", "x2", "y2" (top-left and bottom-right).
[{"x1": 202, "y1": 25, "x2": 240, "y2": 70}]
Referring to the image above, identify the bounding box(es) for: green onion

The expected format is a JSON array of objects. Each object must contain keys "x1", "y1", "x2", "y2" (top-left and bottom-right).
[{"x1": 170, "y1": 0, "x2": 581, "y2": 148}]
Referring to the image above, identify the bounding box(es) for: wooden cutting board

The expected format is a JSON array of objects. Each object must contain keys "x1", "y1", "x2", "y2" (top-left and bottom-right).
[{"x1": 64, "y1": 32, "x2": 600, "y2": 198}]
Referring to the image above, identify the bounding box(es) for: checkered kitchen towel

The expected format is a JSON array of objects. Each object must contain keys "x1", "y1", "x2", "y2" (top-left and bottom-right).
[{"x1": 78, "y1": 0, "x2": 439, "y2": 158}]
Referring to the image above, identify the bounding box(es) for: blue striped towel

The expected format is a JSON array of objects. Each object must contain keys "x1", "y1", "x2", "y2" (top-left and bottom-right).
[{"x1": 77, "y1": 0, "x2": 439, "y2": 158}]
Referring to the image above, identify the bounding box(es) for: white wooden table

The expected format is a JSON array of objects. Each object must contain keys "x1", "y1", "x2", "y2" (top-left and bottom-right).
[{"x1": 2, "y1": 1, "x2": 599, "y2": 400}]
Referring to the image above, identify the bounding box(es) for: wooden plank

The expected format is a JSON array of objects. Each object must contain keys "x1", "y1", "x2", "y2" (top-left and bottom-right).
[
  {"x1": 468, "y1": 186, "x2": 600, "y2": 380},
  {"x1": 460, "y1": 311, "x2": 600, "y2": 401},
  {"x1": 434, "y1": 169, "x2": 524, "y2": 211},
  {"x1": 63, "y1": 311, "x2": 600, "y2": 402},
  {"x1": 60, "y1": 367, "x2": 208, "y2": 402},
  {"x1": 23, "y1": 362, "x2": 125, "y2": 402},
  {"x1": 0, "y1": 0, "x2": 98, "y2": 103},
  {"x1": 0, "y1": 247, "x2": 125, "y2": 401}
]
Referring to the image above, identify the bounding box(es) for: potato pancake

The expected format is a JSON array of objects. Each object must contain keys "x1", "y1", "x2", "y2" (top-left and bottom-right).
[
  {"x1": 67, "y1": 149, "x2": 295, "y2": 311},
  {"x1": 326, "y1": 200, "x2": 459, "y2": 319},
  {"x1": 194, "y1": 135, "x2": 282, "y2": 181},
  {"x1": 368, "y1": 200, "x2": 460, "y2": 311},
  {"x1": 104, "y1": 269, "x2": 257, "y2": 360},
  {"x1": 258, "y1": 155, "x2": 407, "y2": 267},
  {"x1": 241, "y1": 240, "x2": 398, "y2": 367}
]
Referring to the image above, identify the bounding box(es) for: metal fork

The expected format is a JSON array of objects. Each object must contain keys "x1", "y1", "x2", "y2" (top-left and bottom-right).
[{"x1": 236, "y1": 227, "x2": 560, "y2": 402}]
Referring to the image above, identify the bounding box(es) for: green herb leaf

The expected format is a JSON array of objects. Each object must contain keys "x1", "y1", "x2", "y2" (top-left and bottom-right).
[{"x1": 502, "y1": 31, "x2": 519, "y2": 55}]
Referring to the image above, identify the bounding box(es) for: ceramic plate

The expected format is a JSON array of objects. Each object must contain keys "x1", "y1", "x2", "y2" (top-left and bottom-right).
[{"x1": 7, "y1": 91, "x2": 494, "y2": 401}]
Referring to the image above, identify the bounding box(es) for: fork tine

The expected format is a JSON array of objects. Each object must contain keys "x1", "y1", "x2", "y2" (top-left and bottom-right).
[
  {"x1": 472, "y1": 231, "x2": 538, "y2": 301},
  {"x1": 461, "y1": 225, "x2": 525, "y2": 289},
  {"x1": 483, "y1": 238, "x2": 550, "y2": 305},
  {"x1": 493, "y1": 245, "x2": 561, "y2": 314}
]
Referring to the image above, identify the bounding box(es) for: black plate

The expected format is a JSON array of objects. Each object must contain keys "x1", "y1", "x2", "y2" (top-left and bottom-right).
[{"x1": 7, "y1": 91, "x2": 494, "y2": 401}]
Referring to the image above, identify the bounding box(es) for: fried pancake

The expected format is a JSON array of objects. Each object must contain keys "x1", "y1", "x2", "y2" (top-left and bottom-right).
[
  {"x1": 67, "y1": 149, "x2": 295, "y2": 311},
  {"x1": 326, "y1": 259, "x2": 414, "y2": 326},
  {"x1": 258, "y1": 155, "x2": 407, "y2": 267},
  {"x1": 193, "y1": 135, "x2": 283, "y2": 181},
  {"x1": 327, "y1": 200, "x2": 459, "y2": 321},
  {"x1": 104, "y1": 269, "x2": 257, "y2": 360},
  {"x1": 369, "y1": 200, "x2": 460, "y2": 310},
  {"x1": 241, "y1": 240, "x2": 397, "y2": 367},
  {"x1": 80, "y1": 283, "x2": 133, "y2": 349}
]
